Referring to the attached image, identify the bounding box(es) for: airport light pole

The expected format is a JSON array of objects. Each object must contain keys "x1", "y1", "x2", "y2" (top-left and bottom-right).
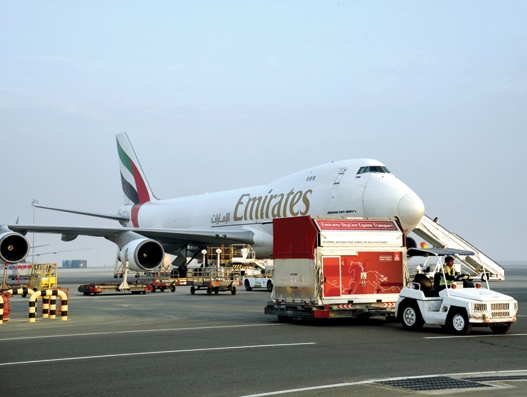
[
  {"x1": 32, "y1": 198, "x2": 38, "y2": 263},
  {"x1": 216, "y1": 248, "x2": 222, "y2": 269},
  {"x1": 201, "y1": 249, "x2": 207, "y2": 275}
]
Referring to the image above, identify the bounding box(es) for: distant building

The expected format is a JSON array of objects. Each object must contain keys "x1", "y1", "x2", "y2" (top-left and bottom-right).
[{"x1": 62, "y1": 259, "x2": 87, "y2": 268}]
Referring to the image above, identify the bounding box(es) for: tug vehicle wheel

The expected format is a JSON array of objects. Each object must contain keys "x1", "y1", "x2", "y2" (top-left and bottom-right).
[
  {"x1": 399, "y1": 300, "x2": 424, "y2": 331},
  {"x1": 207, "y1": 287, "x2": 212, "y2": 295},
  {"x1": 244, "y1": 279, "x2": 252, "y2": 291},
  {"x1": 190, "y1": 286, "x2": 195, "y2": 295},
  {"x1": 267, "y1": 280, "x2": 273, "y2": 292},
  {"x1": 447, "y1": 308, "x2": 472, "y2": 335},
  {"x1": 490, "y1": 323, "x2": 511, "y2": 334},
  {"x1": 231, "y1": 287, "x2": 237, "y2": 295}
]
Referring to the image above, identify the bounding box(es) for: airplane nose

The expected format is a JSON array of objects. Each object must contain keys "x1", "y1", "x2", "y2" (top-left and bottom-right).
[
  {"x1": 363, "y1": 177, "x2": 425, "y2": 232},
  {"x1": 398, "y1": 192, "x2": 425, "y2": 232}
]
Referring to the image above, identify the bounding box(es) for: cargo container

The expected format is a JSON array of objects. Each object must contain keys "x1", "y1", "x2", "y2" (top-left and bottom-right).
[{"x1": 265, "y1": 216, "x2": 407, "y2": 321}]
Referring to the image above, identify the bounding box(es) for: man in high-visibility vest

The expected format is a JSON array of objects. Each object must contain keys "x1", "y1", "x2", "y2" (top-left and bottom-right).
[
  {"x1": 439, "y1": 256, "x2": 473, "y2": 289},
  {"x1": 439, "y1": 256, "x2": 458, "y2": 289}
]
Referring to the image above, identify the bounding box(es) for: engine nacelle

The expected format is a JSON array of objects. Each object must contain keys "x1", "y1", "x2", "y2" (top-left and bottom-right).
[
  {"x1": 119, "y1": 239, "x2": 164, "y2": 272},
  {"x1": 406, "y1": 236, "x2": 417, "y2": 249},
  {"x1": 0, "y1": 231, "x2": 30, "y2": 264}
]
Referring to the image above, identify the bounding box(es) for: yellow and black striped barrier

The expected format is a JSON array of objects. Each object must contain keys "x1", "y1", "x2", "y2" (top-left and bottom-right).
[
  {"x1": 8, "y1": 287, "x2": 35, "y2": 297},
  {"x1": 29, "y1": 289, "x2": 68, "y2": 323},
  {"x1": 0, "y1": 292, "x2": 6, "y2": 325},
  {"x1": 1, "y1": 288, "x2": 36, "y2": 324}
]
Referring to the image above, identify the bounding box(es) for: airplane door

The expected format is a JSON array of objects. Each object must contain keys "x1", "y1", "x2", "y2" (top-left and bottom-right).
[{"x1": 322, "y1": 256, "x2": 341, "y2": 297}]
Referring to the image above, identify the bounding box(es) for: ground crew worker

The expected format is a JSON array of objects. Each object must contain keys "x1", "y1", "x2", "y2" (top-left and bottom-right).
[
  {"x1": 439, "y1": 256, "x2": 457, "y2": 289},
  {"x1": 438, "y1": 256, "x2": 473, "y2": 289}
]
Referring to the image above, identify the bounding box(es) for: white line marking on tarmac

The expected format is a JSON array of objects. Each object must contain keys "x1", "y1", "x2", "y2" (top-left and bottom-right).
[
  {"x1": 0, "y1": 342, "x2": 315, "y2": 366},
  {"x1": 0, "y1": 323, "x2": 282, "y2": 342},
  {"x1": 424, "y1": 333, "x2": 527, "y2": 339},
  {"x1": 241, "y1": 369, "x2": 527, "y2": 396}
]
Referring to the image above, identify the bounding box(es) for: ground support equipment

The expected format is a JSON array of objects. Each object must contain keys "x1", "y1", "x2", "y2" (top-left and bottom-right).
[
  {"x1": 186, "y1": 267, "x2": 242, "y2": 295},
  {"x1": 78, "y1": 282, "x2": 152, "y2": 295},
  {"x1": 145, "y1": 270, "x2": 186, "y2": 293},
  {"x1": 265, "y1": 301, "x2": 395, "y2": 322}
]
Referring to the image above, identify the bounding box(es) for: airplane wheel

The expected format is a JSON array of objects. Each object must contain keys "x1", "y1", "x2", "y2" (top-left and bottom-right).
[
  {"x1": 190, "y1": 286, "x2": 195, "y2": 295},
  {"x1": 151, "y1": 285, "x2": 156, "y2": 293},
  {"x1": 490, "y1": 323, "x2": 511, "y2": 334},
  {"x1": 245, "y1": 280, "x2": 252, "y2": 291},
  {"x1": 447, "y1": 308, "x2": 472, "y2": 335},
  {"x1": 399, "y1": 300, "x2": 424, "y2": 331},
  {"x1": 171, "y1": 286, "x2": 176, "y2": 292},
  {"x1": 267, "y1": 281, "x2": 273, "y2": 292},
  {"x1": 231, "y1": 287, "x2": 236, "y2": 295}
]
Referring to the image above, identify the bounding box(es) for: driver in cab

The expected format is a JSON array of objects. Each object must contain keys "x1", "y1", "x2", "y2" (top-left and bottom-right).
[{"x1": 439, "y1": 256, "x2": 473, "y2": 289}]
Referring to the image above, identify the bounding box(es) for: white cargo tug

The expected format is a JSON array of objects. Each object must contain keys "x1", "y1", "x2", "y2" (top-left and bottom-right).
[{"x1": 396, "y1": 249, "x2": 517, "y2": 335}]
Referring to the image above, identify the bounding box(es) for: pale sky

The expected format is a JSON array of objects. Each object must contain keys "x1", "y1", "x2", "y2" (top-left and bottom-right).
[{"x1": 1, "y1": 1, "x2": 526, "y2": 266}]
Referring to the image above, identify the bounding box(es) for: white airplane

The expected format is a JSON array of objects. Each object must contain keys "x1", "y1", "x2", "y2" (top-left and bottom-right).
[{"x1": 0, "y1": 133, "x2": 425, "y2": 274}]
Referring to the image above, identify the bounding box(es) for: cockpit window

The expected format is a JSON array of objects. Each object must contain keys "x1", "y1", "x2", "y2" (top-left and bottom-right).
[{"x1": 356, "y1": 166, "x2": 391, "y2": 174}]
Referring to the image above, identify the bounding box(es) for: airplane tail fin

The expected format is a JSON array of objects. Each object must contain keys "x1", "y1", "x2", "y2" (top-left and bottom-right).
[{"x1": 116, "y1": 132, "x2": 157, "y2": 205}]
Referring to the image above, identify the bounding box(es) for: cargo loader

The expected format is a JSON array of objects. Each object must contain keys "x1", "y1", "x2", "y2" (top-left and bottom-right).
[{"x1": 265, "y1": 216, "x2": 408, "y2": 322}]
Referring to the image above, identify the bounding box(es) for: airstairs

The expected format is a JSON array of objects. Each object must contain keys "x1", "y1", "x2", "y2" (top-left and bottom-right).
[{"x1": 411, "y1": 215, "x2": 505, "y2": 280}]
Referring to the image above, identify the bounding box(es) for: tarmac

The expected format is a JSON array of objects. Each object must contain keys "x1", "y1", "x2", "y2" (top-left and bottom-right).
[{"x1": 0, "y1": 265, "x2": 526, "y2": 396}]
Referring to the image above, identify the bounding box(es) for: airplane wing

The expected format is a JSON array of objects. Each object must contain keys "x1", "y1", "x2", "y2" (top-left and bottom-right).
[
  {"x1": 33, "y1": 204, "x2": 129, "y2": 222},
  {"x1": 7, "y1": 224, "x2": 255, "y2": 246}
]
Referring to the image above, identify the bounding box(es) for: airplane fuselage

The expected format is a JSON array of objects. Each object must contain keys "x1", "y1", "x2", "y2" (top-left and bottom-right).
[{"x1": 120, "y1": 159, "x2": 424, "y2": 258}]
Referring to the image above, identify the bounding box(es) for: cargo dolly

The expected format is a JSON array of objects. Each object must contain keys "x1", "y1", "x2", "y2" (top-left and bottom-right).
[
  {"x1": 186, "y1": 267, "x2": 242, "y2": 295},
  {"x1": 78, "y1": 282, "x2": 152, "y2": 295},
  {"x1": 145, "y1": 270, "x2": 187, "y2": 293}
]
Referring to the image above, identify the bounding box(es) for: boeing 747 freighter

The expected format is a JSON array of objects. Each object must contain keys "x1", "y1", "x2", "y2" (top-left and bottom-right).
[{"x1": 0, "y1": 133, "x2": 425, "y2": 273}]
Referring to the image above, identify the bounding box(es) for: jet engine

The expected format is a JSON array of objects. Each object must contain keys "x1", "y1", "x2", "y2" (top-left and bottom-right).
[
  {"x1": 406, "y1": 236, "x2": 417, "y2": 249},
  {"x1": 119, "y1": 238, "x2": 164, "y2": 272},
  {"x1": 0, "y1": 231, "x2": 30, "y2": 264}
]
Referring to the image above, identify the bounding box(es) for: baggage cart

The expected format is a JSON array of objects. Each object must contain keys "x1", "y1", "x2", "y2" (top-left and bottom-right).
[{"x1": 186, "y1": 267, "x2": 242, "y2": 295}]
